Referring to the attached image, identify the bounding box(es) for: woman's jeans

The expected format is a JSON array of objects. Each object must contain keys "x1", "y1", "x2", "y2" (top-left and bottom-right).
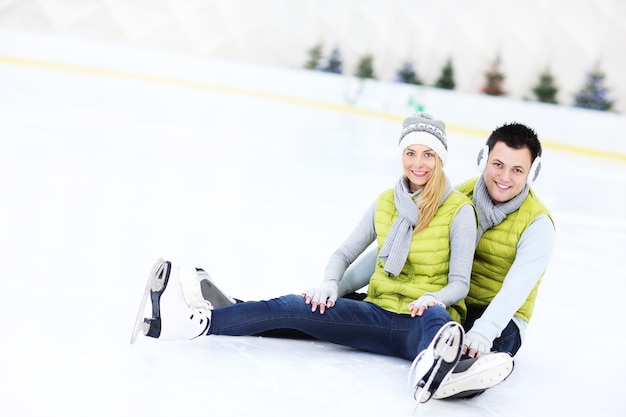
[{"x1": 209, "y1": 294, "x2": 453, "y2": 362}]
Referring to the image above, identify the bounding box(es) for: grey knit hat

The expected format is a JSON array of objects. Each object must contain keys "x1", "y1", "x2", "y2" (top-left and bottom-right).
[{"x1": 398, "y1": 113, "x2": 448, "y2": 165}]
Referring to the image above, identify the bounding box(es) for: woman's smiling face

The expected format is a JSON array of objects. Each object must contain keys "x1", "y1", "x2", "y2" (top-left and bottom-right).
[{"x1": 402, "y1": 144, "x2": 437, "y2": 192}]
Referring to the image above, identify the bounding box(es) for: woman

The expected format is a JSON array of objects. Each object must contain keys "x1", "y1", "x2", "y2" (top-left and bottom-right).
[{"x1": 132, "y1": 113, "x2": 477, "y2": 405}]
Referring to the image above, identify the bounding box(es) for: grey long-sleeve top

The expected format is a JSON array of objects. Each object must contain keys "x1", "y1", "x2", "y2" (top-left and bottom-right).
[{"x1": 324, "y1": 198, "x2": 477, "y2": 308}]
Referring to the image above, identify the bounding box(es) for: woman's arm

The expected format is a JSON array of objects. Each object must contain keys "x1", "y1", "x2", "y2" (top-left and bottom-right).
[
  {"x1": 324, "y1": 201, "x2": 378, "y2": 282},
  {"x1": 429, "y1": 203, "x2": 476, "y2": 306}
]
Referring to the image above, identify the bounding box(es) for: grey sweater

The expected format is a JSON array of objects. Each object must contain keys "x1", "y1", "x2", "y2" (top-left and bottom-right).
[{"x1": 324, "y1": 198, "x2": 477, "y2": 308}]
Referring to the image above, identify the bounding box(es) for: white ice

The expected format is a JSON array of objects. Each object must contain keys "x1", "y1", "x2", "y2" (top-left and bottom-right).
[{"x1": 0, "y1": 31, "x2": 625, "y2": 417}]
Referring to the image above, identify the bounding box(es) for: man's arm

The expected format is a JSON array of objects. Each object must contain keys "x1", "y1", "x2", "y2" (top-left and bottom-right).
[{"x1": 467, "y1": 214, "x2": 555, "y2": 349}]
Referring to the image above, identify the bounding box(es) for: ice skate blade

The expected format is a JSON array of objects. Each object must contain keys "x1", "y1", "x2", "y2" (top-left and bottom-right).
[
  {"x1": 130, "y1": 258, "x2": 169, "y2": 344},
  {"x1": 412, "y1": 386, "x2": 427, "y2": 414},
  {"x1": 409, "y1": 322, "x2": 464, "y2": 411}
]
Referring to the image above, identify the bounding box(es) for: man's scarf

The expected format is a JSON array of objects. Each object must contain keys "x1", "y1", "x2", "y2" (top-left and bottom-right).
[{"x1": 473, "y1": 176, "x2": 528, "y2": 244}]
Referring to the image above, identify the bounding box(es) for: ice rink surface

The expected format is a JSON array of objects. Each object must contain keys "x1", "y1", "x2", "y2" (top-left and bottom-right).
[{"x1": 1, "y1": 32, "x2": 625, "y2": 416}]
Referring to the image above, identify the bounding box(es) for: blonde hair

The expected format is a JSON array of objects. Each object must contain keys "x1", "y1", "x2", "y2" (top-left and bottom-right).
[{"x1": 413, "y1": 156, "x2": 446, "y2": 233}]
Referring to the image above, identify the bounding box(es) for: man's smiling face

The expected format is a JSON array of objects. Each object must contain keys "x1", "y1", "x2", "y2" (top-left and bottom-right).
[{"x1": 483, "y1": 141, "x2": 532, "y2": 203}]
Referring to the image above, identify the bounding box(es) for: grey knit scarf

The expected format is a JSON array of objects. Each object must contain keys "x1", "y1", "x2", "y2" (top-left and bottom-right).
[
  {"x1": 379, "y1": 176, "x2": 452, "y2": 276},
  {"x1": 473, "y1": 176, "x2": 529, "y2": 244}
]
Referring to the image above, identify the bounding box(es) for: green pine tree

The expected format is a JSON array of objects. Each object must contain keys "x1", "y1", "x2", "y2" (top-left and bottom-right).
[
  {"x1": 355, "y1": 55, "x2": 375, "y2": 79},
  {"x1": 532, "y1": 67, "x2": 559, "y2": 104},
  {"x1": 304, "y1": 43, "x2": 323, "y2": 70},
  {"x1": 435, "y1": 59, "x2": 455, "y2": 90}
]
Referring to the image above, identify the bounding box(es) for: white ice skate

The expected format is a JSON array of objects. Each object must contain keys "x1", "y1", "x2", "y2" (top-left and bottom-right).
[
  {"x1": 409, "y1": 321, "x2": 464, "y2": 412},
  {"x1": 197, "y1": 268, "x2": 236, "y2": 308},
  {"x1": 432, "y1": 351, "x2": 514, "y2": 399},
  {"x1": 130, "y1": 258, "x2": 212, "y2": 343}
]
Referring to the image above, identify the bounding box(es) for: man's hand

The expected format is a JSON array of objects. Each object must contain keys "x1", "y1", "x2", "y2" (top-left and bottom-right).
[
  {"x1": 302, "y1": 280, "x2": 338, "y2": 314},
  {"x1": 462, "y1": 331, "x2": 492, "y2": 358}
]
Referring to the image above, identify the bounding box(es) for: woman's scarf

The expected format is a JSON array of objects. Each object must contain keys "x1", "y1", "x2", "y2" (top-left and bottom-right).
[{"x1": 378, "y1": 176, "x2": 452, "y2": 276}]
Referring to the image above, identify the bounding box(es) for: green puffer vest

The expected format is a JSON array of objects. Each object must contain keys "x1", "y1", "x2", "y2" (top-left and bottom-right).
[
  {"x1": 458, "y1": 178, "x2": 553, "y2": 322},
  {"x1": 364, "y1": 188, "x2": 472, "y2": 323}
]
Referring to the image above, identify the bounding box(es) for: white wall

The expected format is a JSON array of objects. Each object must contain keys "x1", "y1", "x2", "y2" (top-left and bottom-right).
[{"x1": 0, "y1": 0, "x2": 623, "y2": 112}]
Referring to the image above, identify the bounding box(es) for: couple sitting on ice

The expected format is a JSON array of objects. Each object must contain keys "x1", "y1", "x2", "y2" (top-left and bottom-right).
[{"x1": 131, "y1": 114, "x2": 554, "y2": 409}]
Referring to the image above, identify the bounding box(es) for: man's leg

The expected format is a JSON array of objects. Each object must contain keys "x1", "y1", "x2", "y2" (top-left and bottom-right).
[
  {"x1": 492, "y1": 320, "x2": 522, "y2": 356},
  {"x1": 433, "y1": 307, "x2": 517, "y2": 399},
  {"x1": 432, "y1": 351, "x2": 514, "y2": 400}
]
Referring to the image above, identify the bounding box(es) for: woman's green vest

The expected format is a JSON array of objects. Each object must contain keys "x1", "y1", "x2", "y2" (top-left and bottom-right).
[
  {"x1": 364, "y1": 188, "x2": 472, "y2": 323},
  {"x1": 458, "y1": 178, "x2": 552, "y2": 322}
]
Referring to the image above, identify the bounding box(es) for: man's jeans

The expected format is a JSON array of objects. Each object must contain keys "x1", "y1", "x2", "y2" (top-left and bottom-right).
[
  {"x1": 210, "y1": 294, "x2": 453, "y2": 361},
  {"x1": 464, "y1": 306, "x2": 522, "y2": 356}
]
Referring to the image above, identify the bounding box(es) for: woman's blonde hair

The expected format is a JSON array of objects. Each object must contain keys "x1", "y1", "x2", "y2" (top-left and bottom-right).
[{"x1": 413, "y1": 156, "x2": 446, "y2": 233}]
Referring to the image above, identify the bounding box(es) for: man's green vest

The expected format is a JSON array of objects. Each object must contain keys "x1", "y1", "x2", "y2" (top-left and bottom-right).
[
  {"x1": 364, "y1": 188, "x2": 472, "y2": 323},
  {"x1": 458, "y1": 178, "x2": 552, "y2": 322}
]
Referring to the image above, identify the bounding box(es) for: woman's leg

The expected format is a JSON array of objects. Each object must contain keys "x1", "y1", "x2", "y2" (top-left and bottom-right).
[
  {"x1": 210, "y1": 295, "x2": 453, "y2": 361},
  {"x1": 210, "y1": 295, "x2": 396, "y2": 355}
]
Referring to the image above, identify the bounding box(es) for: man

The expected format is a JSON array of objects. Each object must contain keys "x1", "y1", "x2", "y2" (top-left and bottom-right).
[{"x1": 197, "y1": 122, "x2": 555, "y2": 399}]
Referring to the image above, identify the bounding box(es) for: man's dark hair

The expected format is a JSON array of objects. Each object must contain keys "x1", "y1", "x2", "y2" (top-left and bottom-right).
[{"x1": 486, "y1": 123, "x2": 542, "y2": 162}]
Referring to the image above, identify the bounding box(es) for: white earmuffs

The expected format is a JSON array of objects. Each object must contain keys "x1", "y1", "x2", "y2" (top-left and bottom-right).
[
  {"x1": 528, "y1": 156, "x2": 541, "y2": 185},
  {"x1": 476, "y1": 145, "x2": 489, "y2": 173}
]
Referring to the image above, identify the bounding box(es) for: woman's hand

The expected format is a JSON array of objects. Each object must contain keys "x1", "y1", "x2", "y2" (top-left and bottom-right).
[
  {"x1": 408, "y1": 294, "x2": 445, "y2": 317},
  {"x1": 302, "y1": 280, "x2": 338, "y2": 314}
]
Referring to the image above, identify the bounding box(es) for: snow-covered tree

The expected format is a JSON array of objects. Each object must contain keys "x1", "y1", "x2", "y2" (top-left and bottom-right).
[
  {"x1": 396, "y1": 61, "x2": 422, "y2": 85},
  {"x1": 574, "y1": 64, "x2": 614, "y2": 111},
  {"x1": 323, "y1": 47, "x2": 343, "y2": 74}
]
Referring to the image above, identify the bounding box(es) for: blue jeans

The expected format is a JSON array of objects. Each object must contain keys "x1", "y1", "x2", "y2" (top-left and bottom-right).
[
  {"x1": 209, "y1": 294, "x2": 453, "y2": 362},
  {"x1": 464, "y1": 306, "x2": 522, "y2": 356},
  {"x1": 491, "y1": 320, "x2": 522, "y2": 356}
]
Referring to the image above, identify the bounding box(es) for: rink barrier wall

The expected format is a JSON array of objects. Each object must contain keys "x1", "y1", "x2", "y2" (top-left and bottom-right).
[{"x1": 2, "y1": 49, "x2": 625, "y2": 164}]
